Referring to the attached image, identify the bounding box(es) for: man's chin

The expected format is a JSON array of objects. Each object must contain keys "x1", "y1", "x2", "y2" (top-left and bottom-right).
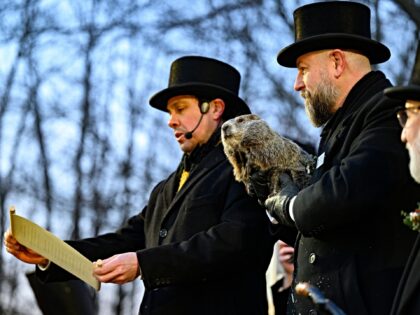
[{"x1": 180, "y1": 142, "x2": 195, "y2": 154}]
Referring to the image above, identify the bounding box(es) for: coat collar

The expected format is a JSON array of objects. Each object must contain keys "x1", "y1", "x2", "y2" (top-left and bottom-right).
[
  {"x1": 322, "y1": 71, "x2": 389, "y2": 136},
  {"x1": 160, "y1": 130, "x2": 226, "y2": 221},
  {"x1": 318, "y1": 71, "x2": 391, "y2": 155},
  {"x1": 182, "y1": 127, "x2": 222, "y2": 173}
]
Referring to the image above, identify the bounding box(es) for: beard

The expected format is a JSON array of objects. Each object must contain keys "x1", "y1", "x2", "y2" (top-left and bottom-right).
[
  {"x1": 301, "y1": 72, "x2": 339, "y2": 127},
  {"x1": 407, "y1": 135, "x2": 420, "y2": 183}
]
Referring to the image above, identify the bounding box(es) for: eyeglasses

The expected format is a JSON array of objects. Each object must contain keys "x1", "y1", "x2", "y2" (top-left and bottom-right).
[{"x1": 397, "y1": 106, "x2": 420, "y2": 128}]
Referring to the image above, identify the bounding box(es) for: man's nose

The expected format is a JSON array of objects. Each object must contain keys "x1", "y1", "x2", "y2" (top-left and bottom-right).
[
  {"x1": 168, "y1": 114, "x2": 179, "y2": 128},
  {"x1": 294, "y1": 74, "x2": 304, "y2": 92},
  {"x1": 400, "y1": 127, "x2": 407, "y2": 143}
]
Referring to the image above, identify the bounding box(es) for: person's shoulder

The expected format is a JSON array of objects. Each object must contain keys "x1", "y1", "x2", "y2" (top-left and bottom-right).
[{"x1": 359, "y1": 88, "x2": 404, "y2": 118}]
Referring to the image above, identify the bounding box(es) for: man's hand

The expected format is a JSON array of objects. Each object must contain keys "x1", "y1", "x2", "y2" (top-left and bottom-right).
[
  {"x1": 265, "y1": 173, "x2": 299, "y2": 226},
  {"x1": 248, "y1": 170, "x2": 271, "y2": 205},
  {"x1": 3, "y1": 229, "x2": 49, "y2": 266},
  {"x1": 277, "y1": 240, "x2": 294, "y2": 288},
  {"x1": 93, "y1": 252, "x2": 140, "y2": 284}
]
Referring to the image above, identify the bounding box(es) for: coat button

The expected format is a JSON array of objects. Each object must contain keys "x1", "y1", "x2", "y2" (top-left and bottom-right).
[
  {"x1": 309, "y1": 253, "x2": 317, "y2": 264},
  {"x1": 159, "y1": 229, "x2": 168, "y2": 238}
]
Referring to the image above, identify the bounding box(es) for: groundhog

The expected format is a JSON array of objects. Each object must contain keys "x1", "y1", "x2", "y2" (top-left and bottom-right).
[{"x1": 221, "y1": 114, "x2": 315, "y2": 197}]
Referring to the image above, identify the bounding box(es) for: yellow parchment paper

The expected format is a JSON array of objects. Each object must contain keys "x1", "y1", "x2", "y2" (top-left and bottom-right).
[{"x1": 9, "y1": 207, "x2": 100, "y2": 291}]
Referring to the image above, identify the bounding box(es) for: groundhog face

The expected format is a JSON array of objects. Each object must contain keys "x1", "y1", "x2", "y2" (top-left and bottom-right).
[
  {"x1": 221, "y1": 114, "x2": 277, "y2": 183},
  {"x1": 221, "y1": 114, "x2": 273, "y2": 150}
]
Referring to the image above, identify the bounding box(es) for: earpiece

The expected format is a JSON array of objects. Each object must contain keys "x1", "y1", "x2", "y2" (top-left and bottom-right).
[{"x1": 200, "y1": 101, "x2": 210, "y2": 114}]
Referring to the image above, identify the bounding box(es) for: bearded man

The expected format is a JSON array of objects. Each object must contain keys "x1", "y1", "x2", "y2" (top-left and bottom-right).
[
  {"x1": 385, "y1": 82, "x2": 420, "y2": 315},
  {"x1": 250, "y1": 2, "x2": 420, "y2": 314}
]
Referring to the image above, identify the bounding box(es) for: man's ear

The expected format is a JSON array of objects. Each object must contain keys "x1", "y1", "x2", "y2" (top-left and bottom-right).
[
  {"x1": 211, "y1": 98, "x2": 225, "y2": 120},
  {"x1": 329, "y1": 49, "x2": 345, "y2": 78}
]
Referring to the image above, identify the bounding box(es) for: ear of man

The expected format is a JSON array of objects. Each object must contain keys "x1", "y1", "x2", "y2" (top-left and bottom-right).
[
  {"x1": 210, "y1": 98, "x2": 225, "y2": 120},
  {"x1": 329, "y1": 49, "x2": 346, "y2": 79}
]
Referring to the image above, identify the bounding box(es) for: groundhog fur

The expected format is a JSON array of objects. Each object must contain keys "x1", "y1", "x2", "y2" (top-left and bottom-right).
[{"x1": 221, "y1": 114, "x2": 315, "y2": 197}]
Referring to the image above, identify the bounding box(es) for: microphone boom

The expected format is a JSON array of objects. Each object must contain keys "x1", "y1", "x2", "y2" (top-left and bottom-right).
[{"x1": 185, "y1": 113, "x2": 205, "y2": 139}]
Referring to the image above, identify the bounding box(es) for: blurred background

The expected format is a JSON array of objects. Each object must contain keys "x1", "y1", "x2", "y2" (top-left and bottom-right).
[{"x1": 0, "y1": 0, "x2": 419, "y2": 314}]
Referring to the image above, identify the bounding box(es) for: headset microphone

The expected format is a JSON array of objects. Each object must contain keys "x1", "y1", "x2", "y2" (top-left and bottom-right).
[{"x1": 184, "y1": 101, "x2": 210, "y2": 139}]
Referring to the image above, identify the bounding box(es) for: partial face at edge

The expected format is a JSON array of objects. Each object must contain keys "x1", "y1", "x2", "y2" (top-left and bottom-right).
[{"x1": 403, "y1": 100, "x2": 420, "y2": 183}]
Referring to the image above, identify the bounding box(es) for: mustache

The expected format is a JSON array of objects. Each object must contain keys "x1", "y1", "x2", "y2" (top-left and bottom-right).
[
  {"x1": 301, "y1": 91, "x2": 310, "y2": 99},
  {"x1": 173, "y1": 127, "x2": 188, "y2": 133}
]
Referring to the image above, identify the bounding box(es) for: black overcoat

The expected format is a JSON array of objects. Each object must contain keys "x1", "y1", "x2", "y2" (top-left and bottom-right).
[
  {"x1": 275, "y1": 71, "x2": 420, "y2": 315},
  {"x1": 390, "y1": 233, "x2": 420, "y2": 315},
  {"x1": 37, "y1": 140, "x2": 274, "y2": 315}
]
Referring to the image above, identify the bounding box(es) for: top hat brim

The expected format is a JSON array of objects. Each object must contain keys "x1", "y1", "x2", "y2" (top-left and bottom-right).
[
  {"x1": 384, "y1": 85, "x2": 420, "y2": 102},
  {"x1": 277, "y1": 34, "x2": 391, "y2": 67},
  {"x1": 149, "y1": 83, "x2": 251, "y2": 118}
]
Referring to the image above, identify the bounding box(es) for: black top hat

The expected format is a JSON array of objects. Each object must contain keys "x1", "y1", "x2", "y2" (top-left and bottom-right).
[
  {"x1": 384, "y1": 85, "x2": 420, "y2": 102},
  {"x1": 277, "y1": 1, "x2": 391, "y2": 67},
  {"x1": 149, "y1": 56, "x2": 250, "y2": 119}
]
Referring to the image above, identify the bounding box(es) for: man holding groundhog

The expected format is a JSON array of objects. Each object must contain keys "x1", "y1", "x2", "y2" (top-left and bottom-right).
[{"x1": 250, "y1": 2, "x2": 420, "y2": 314}]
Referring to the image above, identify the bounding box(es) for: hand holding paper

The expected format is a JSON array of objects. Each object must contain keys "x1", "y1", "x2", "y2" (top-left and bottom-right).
[
  {"x1": 3, "y1": 228, "x2": 49, "y2": 266},
  {"x1": 93, "y1": 252, "x2": 140, "y2": 284},
  {"x1": 6, "y1": 206, "x2": 100, "y2": 291}
]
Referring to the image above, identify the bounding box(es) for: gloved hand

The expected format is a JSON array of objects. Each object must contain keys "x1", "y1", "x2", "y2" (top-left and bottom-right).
[
  {"x1": 265, "y1": 173, "x2": 299, "y2": 226},
  {"x1": 248, "y1": 170, "x2": 271, "y2": 205}
]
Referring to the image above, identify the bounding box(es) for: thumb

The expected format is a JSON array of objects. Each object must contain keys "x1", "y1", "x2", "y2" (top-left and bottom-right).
[{"x1": 265, "y1": 194, "x2": 280, "y2": 211}]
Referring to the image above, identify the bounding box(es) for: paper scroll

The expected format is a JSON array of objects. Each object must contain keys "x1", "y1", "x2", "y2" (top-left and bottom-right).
[{"x1": 9, "y1": 207, "x2": 100, "y2": 291}]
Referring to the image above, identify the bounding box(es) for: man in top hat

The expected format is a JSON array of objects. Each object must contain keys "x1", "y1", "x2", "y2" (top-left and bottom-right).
[
  {"x1": 384, "y1": 82, "x2": 420, "y2": 315},
  {"x1": 250, "y1": 2, "x2": 420, "y2": 314},
  {"x1": 4, "y1": 56, "x2": 273, "y2": 315}
]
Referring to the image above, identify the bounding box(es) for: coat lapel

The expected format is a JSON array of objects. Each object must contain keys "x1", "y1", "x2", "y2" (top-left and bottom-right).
[
  {"x1": 160, "y1": 171, "x2": 180, "y2": 210},
  {"x1": 317, "y1": 73, "x2": 387, "y2": 169},
  {"x1": 161, "y1": 144, "x2": 226, "y2": 221}
]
